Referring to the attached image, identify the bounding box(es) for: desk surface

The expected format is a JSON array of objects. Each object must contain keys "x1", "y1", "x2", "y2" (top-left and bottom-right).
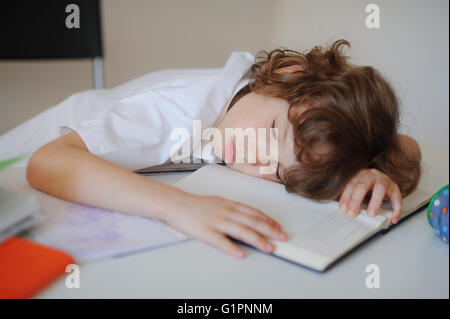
[{"x1": 0, "y1": 143, "x2": 448, "y2": 298}]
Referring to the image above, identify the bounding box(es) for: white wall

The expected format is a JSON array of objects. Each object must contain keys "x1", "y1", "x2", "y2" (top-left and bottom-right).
[
  {"x1": 0, "y1": 0, "x2": 448, "y2": 153},
  {"x1": 267, "y1": 0, "x2": 449, "y2": 153}
]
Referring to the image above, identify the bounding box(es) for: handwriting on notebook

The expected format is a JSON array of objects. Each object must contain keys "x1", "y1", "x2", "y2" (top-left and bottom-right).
[{"x1": 30, "y1": 203, "x2": 187, "y2": 262}]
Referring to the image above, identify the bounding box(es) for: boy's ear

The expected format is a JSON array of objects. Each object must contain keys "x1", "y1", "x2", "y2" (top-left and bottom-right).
[{"x1": 274, "y1": 64, "x2": 304, "y2": 74}]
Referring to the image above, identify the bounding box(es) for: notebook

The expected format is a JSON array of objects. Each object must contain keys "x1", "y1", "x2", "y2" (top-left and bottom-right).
[
  {"x1": 28, "y1": 202, "x2": 188, "y2": 263},
  {"x1": 173, "y1": 163, "x2": 440, "y2": 272}
]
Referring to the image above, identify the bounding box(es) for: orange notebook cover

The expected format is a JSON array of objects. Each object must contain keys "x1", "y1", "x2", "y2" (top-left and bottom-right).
[{"x1": 0, "y1": 237, "x2": 75, "y2": 299}]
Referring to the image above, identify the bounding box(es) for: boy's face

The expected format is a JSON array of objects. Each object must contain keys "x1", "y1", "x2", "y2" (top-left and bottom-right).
[{"x1": 213, "y1": 91, "x2": 298, "y2": 184}]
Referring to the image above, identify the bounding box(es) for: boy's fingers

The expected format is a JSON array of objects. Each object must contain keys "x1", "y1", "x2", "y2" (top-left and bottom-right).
[
  {"x1": 216, "y1": 221, "x2": 275, "y2": 253},
  {"x1": 366, "y1": 181, "x2": 387, "y2": 216},
  {"x1": 227, "y1": 211, "x2": 287, "y2": 241},
  {"x1": 339, "y1": 170, "x2": 368, "y2": 212},
  {"x1": 339, "y1": 183, "x2": 354, "y2": 211},
  {"x1": 339, "y1": 178, "x2": 360, "y2": 212},
  {"x1": 387, "y1": 183, "x2": 402, "y2": 224},
  {"x1": 347, "y1": 176, "x2": 374, "y2": 216},
  {"x1": 233, "y1": 202, "x2": 280, "y2": 228},
  {"x1": 203, "y1": 230, "x2": 245, "y2": 258}
]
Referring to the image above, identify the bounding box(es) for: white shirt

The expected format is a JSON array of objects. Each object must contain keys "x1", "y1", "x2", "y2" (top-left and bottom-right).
[{"x1": 0, "y1": 51, "x2": 254, "y2": 169}]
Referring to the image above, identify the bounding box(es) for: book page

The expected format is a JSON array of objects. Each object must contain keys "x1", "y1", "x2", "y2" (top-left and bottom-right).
[
  {"x1": 173, "y1": 163, "x2": 439, "y2": 270},
  {"x1": 274, "y1": 207, "x2": 377, "y2": 270},
  {"x1": 173, "y1": 164, "x2": 379, "y2": 270}
]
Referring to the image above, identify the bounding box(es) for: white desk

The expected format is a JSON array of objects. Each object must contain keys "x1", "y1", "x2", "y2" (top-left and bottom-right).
[{"x1": 0, "y1": 142, "x2": 448, "y2": 298}]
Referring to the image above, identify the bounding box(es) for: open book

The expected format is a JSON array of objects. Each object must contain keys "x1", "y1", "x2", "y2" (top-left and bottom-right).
[{"x1": 173, "y1": 163, "x2": 439, "y2": 272}]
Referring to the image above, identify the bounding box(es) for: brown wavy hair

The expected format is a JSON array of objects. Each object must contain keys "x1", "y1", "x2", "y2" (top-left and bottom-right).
[{"x1": 243, "y1": 39, "x2": 421, "y2": 200}]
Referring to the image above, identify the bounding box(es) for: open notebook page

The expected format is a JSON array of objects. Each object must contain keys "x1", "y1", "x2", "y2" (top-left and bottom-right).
[
  {"x1": 173, "y1": 164, "x2": 434, "y2": 271},
  {"x1": 28, "y1": 202, "x2": 187, "y2": 263}
]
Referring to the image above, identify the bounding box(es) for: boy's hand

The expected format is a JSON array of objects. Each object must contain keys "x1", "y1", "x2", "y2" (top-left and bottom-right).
[
  {"x1": 338, "y1": 168, "x2": 402, "y2": 224},
  {"x1": 166, "y1": 194, "x2": 288, "y2": 259}
]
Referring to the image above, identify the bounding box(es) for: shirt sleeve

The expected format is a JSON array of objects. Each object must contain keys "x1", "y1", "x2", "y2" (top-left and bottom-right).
[{"x1": 59, "y1": 88, "x2": 199, "y2": 171}]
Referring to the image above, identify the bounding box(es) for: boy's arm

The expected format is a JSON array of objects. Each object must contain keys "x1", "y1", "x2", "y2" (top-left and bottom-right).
[
  {"x1": 26, "y1": 131, "x2": 286, "y2": 258},
  {"x1": 26, "y1": 131, "x2": 186, "y2": 221}
]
